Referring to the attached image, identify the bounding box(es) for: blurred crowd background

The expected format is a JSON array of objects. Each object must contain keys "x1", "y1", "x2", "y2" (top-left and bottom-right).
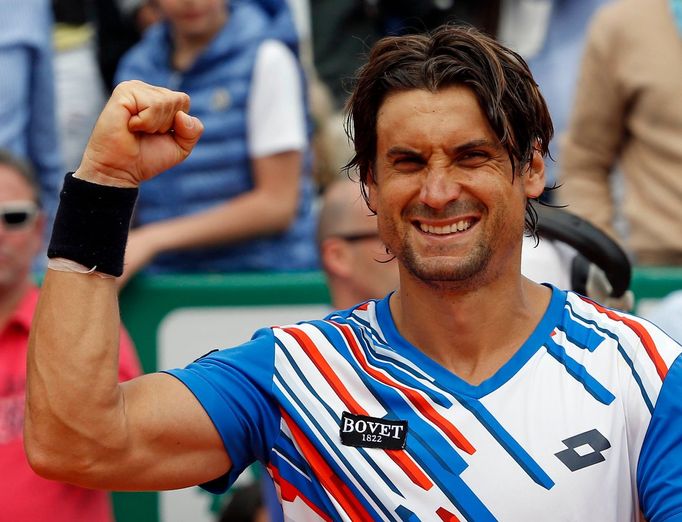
[
  {"x1": 1, "y1": 0, "x2": 682, "y2": 519},
  {"x1": 3, "y1": 0, "x2": 681, "y2": 276}
]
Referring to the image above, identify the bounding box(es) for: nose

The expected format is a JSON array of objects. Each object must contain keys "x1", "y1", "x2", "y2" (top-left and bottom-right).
[{"x1": 419, "y1": 166, "x2": 463, "y2": 210}]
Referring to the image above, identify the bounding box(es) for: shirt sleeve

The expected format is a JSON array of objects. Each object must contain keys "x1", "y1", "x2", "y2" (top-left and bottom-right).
[
  {"x1": 637, "y1": 353, "x2": 682, "y2": 521},
  {"x1": 247, "y1": 39, "x2": 306, "y2": 157},
  {"x1": 163, "y1": 327, "x2": 280, "y2": 493}
]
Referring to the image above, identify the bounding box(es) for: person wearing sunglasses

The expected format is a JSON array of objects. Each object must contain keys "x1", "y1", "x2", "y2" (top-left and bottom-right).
[
  {"x1": 318, "y1": 178, "x2": 399, "y2": 310},
  {"x1": 0, "y1": 149, "x2": 142, "y2": 521}
]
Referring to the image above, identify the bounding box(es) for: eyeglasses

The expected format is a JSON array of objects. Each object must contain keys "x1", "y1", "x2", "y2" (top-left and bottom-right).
[
  {"x1": 0, "y1": 201, "x2": 38, "y2": 230},
  {"x1": 336, "y1": 232, "x2": 380, "y2": 242}
]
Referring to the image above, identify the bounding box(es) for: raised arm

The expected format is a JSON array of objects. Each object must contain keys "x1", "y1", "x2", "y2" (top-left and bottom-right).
[{"x1": 24, "y1": 80, "x2": 232, "y2": 490}]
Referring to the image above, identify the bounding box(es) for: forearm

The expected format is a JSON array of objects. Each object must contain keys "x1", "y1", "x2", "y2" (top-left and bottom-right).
[
  {"x1": 24, "y1": 81, "x2": 231, "y2": 490},
  {"x1": 26, "y1": 270, "x2": 128, "y2": 481},
  {"x1": 140, "y1": 183, "x2": 298, "y2": 254}
]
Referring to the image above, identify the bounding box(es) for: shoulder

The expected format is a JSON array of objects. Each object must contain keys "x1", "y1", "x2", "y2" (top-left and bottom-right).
[
  {"x1": 566, "y1": 293, "x2": 680, "y2": 356},
  {"x1": 586, "y1": 0, "x2": 650, "y2": 50},
  {"x1": 566, "y1": 293, "x2": 682, "y2": 397},
  {"x1": 273, "y1": 302, "x2": 377, "y2": 349},
  {"x1": 592, "y1": 0, "x2": 638, "y2": 25},
  {"x1": 254, "y1": 39, "x2": 299, "y2": 77}
]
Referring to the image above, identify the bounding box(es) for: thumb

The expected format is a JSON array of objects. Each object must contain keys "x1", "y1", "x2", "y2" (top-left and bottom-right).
[{"x1": 173, "y1": 111, "x2": 204, "y2": 153}]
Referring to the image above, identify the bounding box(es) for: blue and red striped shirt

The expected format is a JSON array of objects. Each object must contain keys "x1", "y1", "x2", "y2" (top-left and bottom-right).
[{"x1": 167, "y1": 286, "x2": 682, "y2": 521}]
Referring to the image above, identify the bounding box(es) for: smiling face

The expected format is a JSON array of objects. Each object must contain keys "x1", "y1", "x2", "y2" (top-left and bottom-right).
[{"x1": 368, "y1": 86, "x2": 545, "y2": 289}]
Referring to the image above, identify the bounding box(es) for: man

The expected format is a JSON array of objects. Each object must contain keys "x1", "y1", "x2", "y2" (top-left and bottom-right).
[
  {"x1": 318, "y1": 178, "x2": 398, "y2": 309},
  {"x1": 559, "y1": 0, "x2": 682, "y2": 266},
  {"x1": 26, "y1": 27, "x2": 682, "y2": 521},
  {"x1": 0, "y1": 0, "x2": 64, "y2": 267},
  {"x1": 0, "y1": 150, "x2": 141, "y2": 521}
]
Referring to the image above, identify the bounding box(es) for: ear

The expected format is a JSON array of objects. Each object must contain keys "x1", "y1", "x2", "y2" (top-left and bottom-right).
[
  {"x1": 366, "y1": 167, "x2": 378, "y2": 214},
  {"x1": 523, "y1": 149, "x2": 546, "y2": 199},
  {"x1": 320, "y1": 238, "x2": 354, "y2": 279}
]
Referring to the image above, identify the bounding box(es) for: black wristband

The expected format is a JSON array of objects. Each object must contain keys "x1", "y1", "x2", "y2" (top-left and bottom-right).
[{"x1": 47, "y1": 172, "x2": 139, "y2": 277}]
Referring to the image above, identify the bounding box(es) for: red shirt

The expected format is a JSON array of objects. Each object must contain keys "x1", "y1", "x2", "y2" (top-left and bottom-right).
[{"x1": 0, "y1": 286, "x2": 141, "y2": 522}]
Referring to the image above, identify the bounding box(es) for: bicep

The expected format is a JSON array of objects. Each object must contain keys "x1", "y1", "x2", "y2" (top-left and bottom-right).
[
  {"x1": 117, "y1": 326, "x2": 143, "y2": 382},
  {"x1": 91, "y1": 372, "x2": 231, "y2": 491}
]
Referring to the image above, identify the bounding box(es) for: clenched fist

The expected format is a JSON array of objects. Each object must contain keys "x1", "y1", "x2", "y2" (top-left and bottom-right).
[{"x1": 75, "y1": 80, "x2": 204, "y2": 188}]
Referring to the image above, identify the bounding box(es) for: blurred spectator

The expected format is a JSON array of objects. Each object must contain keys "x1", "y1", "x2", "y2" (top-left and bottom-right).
[
  {"x1": 218, "y1": 481, "x2": 269, "y2": 522},
  {"x1": 0, "y1": 0, "x2": 63, "y2": 265},
  {"x1": 53, "y1": 0, "x2": 108, "y2": 171},
  {"x1": 115, "y1": 0, "x2": 318, "y2": 283},
  {"x1": 93, "y1": 0, "x2": 162, "y2": 92},
  {"x1": 0, "y1": 149, "x2": 141, "y2": 521},
  {"x1": 559, "y1": 0, "x2": 682, "y2": 266},
  {"x1": 498, "y1": 0, "x2": 610, "y2": 193},
  {"x1": 318, "y1": 178, "x2": 398, "y2": 309},
  {"x1": 311, "y1": 0, "x2": 499, "y2": 111}
]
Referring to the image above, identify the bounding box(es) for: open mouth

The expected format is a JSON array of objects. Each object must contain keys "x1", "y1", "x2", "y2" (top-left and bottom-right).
[{"x1": 415, "y1": 218, "x2": 477, "y2": 235}]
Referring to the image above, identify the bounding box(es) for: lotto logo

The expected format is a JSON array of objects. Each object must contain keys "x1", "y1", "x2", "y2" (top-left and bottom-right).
[{"x1": 555, "y1": 429, "x2": 611, "y2": 472}]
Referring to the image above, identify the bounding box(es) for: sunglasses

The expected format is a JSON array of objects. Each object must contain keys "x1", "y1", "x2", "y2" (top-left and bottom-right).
[
  {"x1": 337, "y1": 232, "x2": 380, "y2": 242},
  {"x1": 0, "y1": 201, "x2": 38, "y2": 230}
]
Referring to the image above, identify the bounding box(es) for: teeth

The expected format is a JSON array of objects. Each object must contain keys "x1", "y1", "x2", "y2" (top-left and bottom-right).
[{"x1": 419, "y1": 220, "x2": 471, "y2": 235}]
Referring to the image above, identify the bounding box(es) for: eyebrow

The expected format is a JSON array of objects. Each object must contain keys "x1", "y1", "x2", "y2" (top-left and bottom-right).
[
  {"x1": 386, "y1": 146, "x2": 422, "y2": 158},
  {"x1": 385, "y1": 139, "x2": 504, "y2": 159},
  {"x1": 451, "y1": 138, "x2": 504, "y2": 154}
]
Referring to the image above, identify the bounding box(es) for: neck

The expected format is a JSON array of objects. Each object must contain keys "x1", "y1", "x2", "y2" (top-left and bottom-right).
[
  {"x1": 171, "y1": 12, "x2": 227, "y2": 71},
  {"x1": 329, "y1": 279, "x2": 366, "y2": 311},
  {"x1": 0, "y1": 277, "x2": 31, "y2": 331},
  {"x1": 390, "y1": 267, "x2": 551, "y2": 385}
]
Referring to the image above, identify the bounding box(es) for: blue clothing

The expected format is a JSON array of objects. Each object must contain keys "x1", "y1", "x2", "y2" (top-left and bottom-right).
[
  {"x1": 526, "y1": 0, "x2": 610, "y2": 188},
  {"x1": 116, "y1": 0, "x2": 317, "y2": 273},
  {"x1": 0, "y1": 0, "x2": 63, "y2": 265},
  {"x1": 672, "y1": 0, "x2": 682, "y2": 34},
  {"x1": 167, "y1": 287, "x2": 682, "y2": 520}
]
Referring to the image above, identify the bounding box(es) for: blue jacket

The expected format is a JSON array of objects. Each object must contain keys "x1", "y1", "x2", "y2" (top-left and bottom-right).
[{"x1": 116, "y1": 0, "x2": 318, "y2": 273}]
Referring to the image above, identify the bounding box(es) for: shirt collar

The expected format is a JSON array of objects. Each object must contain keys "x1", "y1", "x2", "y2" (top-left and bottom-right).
[{"x1": 6, "y1": 285, "x2": 39, "y2": 333}]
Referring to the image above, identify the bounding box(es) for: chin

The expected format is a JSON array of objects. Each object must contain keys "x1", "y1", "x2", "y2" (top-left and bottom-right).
[{"x1": 400, "y1": 248, "x2": 492, "y2": 284}]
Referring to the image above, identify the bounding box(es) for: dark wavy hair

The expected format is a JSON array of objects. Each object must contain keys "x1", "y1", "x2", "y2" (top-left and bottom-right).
[{"x1": 343, "y1": 24, "x2": 554, "y2": 236}]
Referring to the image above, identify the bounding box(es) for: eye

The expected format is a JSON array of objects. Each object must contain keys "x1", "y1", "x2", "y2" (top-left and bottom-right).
[
  {"x1": 393, "y1": 155, "x2": 424, "y2": 172},
  {"x1": 459, "y1": 150, "x2": 490, "y2": 166}
]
